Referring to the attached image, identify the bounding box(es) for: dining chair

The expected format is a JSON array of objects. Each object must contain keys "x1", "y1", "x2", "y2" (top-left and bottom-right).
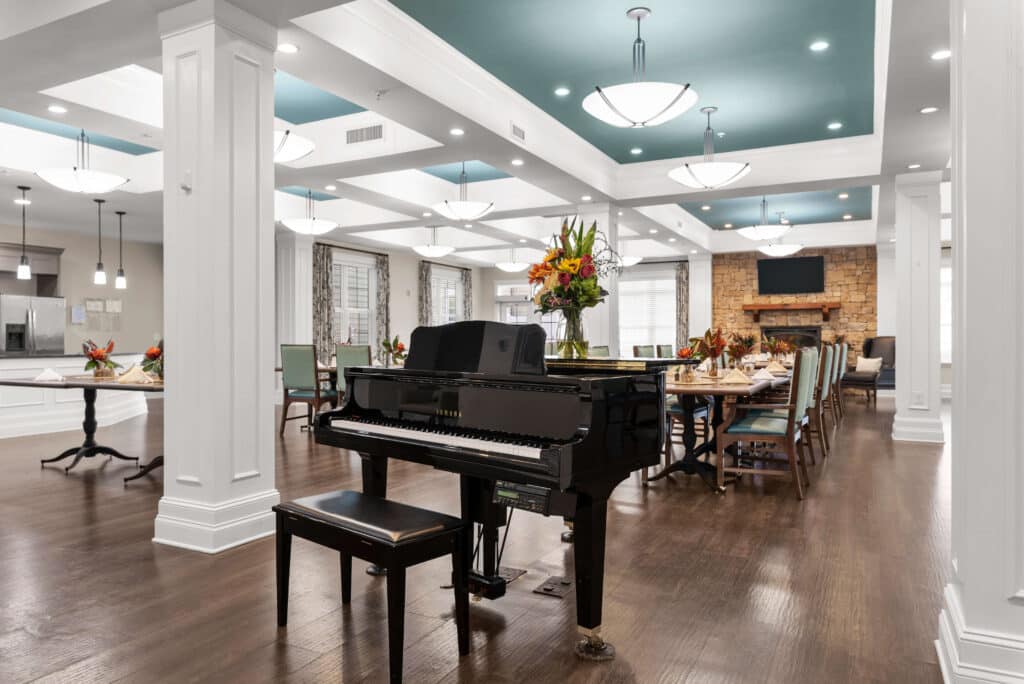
[
  {"x1": 590, "y1": 345, "x2": 610, "y2": 357},
  {"x1": 715, "y1": 348, "x2": 814, "y2": 499},
  {"x1": 335, "y1": 344, "x2": 372, "y2": 397},
  {"x1": 633, "y1": 344, "x2": 655, "y2": 358},
  {"x1": 806, "y1": 344, "x2": 835, "y2": 459},
  {"x1": 826, "y1": 341, "x2": 844, "y2": 424},
  {"x1": 280, "y1": 344, "x2": 338, "y2": 436},
  {"x1": 656, "y1": 344, "x2": 674, "y2": 358},
  {"x1": 833, "y1": 342, "x2": 849, "y2": 419}
]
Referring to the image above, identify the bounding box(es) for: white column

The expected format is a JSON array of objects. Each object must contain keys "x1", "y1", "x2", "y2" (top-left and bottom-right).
[
  {"x1": 937, "y1": 0, "x2": 1024, "y2": 679},
  {"x1": 154, "y1": 0, "x2": 279, "y2": 552},
  {"x1": 687, "y1": 253, "x2": 712, "y2": 338},
  {"x1": 275, "y1": 230, "x2": 313, "y2": 351},
  {"x1": 891, "y1": 172, "x2": 944, "y2": 443},
  {"x1": 875, "y1": 240, "x2": 896, "y2": 336},
  {"x1": 577, "y1": 204, "x2": 619, "y2": 356}
]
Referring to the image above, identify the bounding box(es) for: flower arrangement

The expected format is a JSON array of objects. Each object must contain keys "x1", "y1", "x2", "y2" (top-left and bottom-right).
[
  {"x1": 82, "y1": 339, "x2": 120, "y2": 377},
  {"x1": 380, "y1": 335, "x2": 407, "y2": 367},
  {"x1": 676, "y1": 346, "x2": 696, "y2": 360},
  {"x1": 142, "y1": 339, "x2": 163, "y2": 378},
  {"x1": 528, "y1": 217, "x2": 613, "y2": 358},
  {"x1": 727, "y1": 333, "x2": 757, "y2": 367},
  {"x1": 690, "y1": 328, "x2": 727, "y2": 377}
]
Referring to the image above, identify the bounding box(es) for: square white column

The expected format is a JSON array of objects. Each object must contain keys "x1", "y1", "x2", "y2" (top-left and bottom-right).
[
  {"x1": 154, "y1": 0, "x2": 279, "y2": 552},
  {"x1": 937, "y1": 0, "x2": 1024, "y2": 679},
  {"x1": 687, "y1": 253, "x2": 713, "y2": 338},
  {"x1": 275, "y1": 230, "x2": 314, "y2": 351},
  {"x1": 892, "y1": 172, "x2": 944, "y2": 443}
]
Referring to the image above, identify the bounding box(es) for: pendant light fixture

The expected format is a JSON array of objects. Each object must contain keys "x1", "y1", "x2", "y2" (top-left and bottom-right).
[
  {"x1": 619, "y1": 240, "x2": 642, "y2": 267},
  {"x1": 582, "y1": 7, "x2": 698, "y2": 128},
  {"x1": 281, "y1": 189, "x2": 338, "y2": 235},
  {"x1": 412, "y1": 226, "x2": 455, "y2": 258},
  {"x1": 16, "y1": 186, "x2": 31, "y2": 280},
  {"x1": 93, "y1": 199, "x2": 107, "y2": 285},
  {"x1": 495, "y1": 248, "x2": 529, "y2": 273},
  {"x1": 36, "y1": 130, "x2": 128, "y2": 193},
  {"x1": 758, "y1": 243, "x2": 803, "y2": 257},
  {"x1": 114, "y1": 210, "x2": 127, "y2": 290},
  {"x1": 668, "y1": 107, "x2": 751, "y2": 189},
  {"x1": 737, "y1": 197, "x2": 791, "y2": 241},
  {"x1": 273, "y1": 129, "x2": 315, "y2": 163},
  {"x1": 431, "y1": 162, "x2": 494, "y2": 221}
]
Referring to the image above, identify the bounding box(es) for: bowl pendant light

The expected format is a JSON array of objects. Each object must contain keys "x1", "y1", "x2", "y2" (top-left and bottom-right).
[
  {"x1": 668, "y1": 107, "x2": 752, "y2": 189},
  {"x1": 737, "y1": 197, "x2": 791, "y2": 241},
  {"x1": 273, "y1": 129, "x2": 316, "y2": 163},
  {"x1": 413, "y1": 226, "x2": 455, "y2": 258},
  {"x1": 16, "y1": 186, "x2": 31, "y2": 280},
  {"x1": 281, "y1": 189, "x2": 338, "y2": 235},
  {"x1": 115, "y1": 211, "x2": 127, "y2": 290},
  {"x1": 93, "y1": 199, "x2": 107, "y2": 285},
  {"x1": 431, "y1": 162, "x2": 494, "y2": 221},
  {"x1": 581, "y1": 7, "x2": 698, "y2": 128},
  {"x1": 758, "y1": 243, "x2": 803, "y2": 257},
  {"x1": 36, "y1": 130, "x2": 129, "y2": 194},
  {"x1": 619, "y1": 240, "x2": 642, "y2": 267},
  {"x1": 495, "y1": 248, "x2": 529, "y2": 272}
]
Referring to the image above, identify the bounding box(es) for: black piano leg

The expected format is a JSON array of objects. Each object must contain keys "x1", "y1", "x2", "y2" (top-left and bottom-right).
[
  {"x1": 361, "y1": 452, "x2": 389, "y2": 576},
  {"x1": 572, "y1": 492, "x2": 614, "y2": 661}
]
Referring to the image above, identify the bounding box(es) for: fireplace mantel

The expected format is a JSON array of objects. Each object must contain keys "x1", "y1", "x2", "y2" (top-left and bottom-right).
[{"x1": 742, "y1": 301, "x2": 842, "y2": 322}]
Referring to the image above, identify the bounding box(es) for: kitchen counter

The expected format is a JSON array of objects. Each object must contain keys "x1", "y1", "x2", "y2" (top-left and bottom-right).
[{"x1": 0, "y1": 353, "x2": 149, "y2": 440}]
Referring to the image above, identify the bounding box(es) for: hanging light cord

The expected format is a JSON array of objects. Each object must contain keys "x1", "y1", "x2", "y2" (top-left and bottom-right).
[
  {"x1": 458, "y1": 161, "x2": 469, "y2": 202},
  {"x1": 703, "y1": 110, "x2": 715, "y2": 161},
  {"x1": 96, "y1": 200, "x2": 103, "y2": 263},
  {"x1": 118, "y1": 212, "x2": 124, "y2": 269},
  {"x1": 306, "y1": 189, "x2": 315, "y2": 221},
  {"x1": 20, "y1": 188, "x2": 27, "y2": 257},
  {"x1": 632, "y1": 14, "x2": 646, "y2": 80}
]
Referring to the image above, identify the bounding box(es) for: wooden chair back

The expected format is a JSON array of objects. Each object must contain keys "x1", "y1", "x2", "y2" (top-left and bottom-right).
[
  {"x1": 633, "y1": 344, "x2": 655, "y2": 358},
  {"x1": 817, "y1": 344, "x2": 835, "y2": 402},
  {"x1": 590, "y1": 345, "x2": 610, "y2": 357},
  {"x1": 656, "y1": 344, "x2": 673, "y2": 358}
]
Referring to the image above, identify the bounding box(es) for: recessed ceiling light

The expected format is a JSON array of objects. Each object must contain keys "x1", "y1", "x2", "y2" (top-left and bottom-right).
[
  {"x1": 47, "y1": 104, "x2": 67, "y2": 114},
  {"x1": 908, "y1": 163, "x2": 921, "y2": 169},
  {"x1": 809, "y1": 40, "x2": 830, "y2": 52},
  {"x1": 324, "y1": 184, "x2": 336, "y2": 191},
  {"x1": 724, "y1": 223, "x2": 733, "y2": 228},
  {"x1": 519, "y1": 238, "x2": 527, "y2": 243},
  {"x1": 648, "y1": 228, "x2": 657, "y2": 234},
  {"x1": 13, "y1": 197, "x2": 30, "y2": 205},
  {"x1": 843, "y1": 214, "x2": 853, "y2": 220},
  {"x1": 931, "y1": 49, "x2": 951, "y2": 61},
  {"x1": 464, "y1": 223, "x2": 473, "y2": 228},
  {"x1": 422, "y1": 211, "x2": 432, "y2": 217},
  {"x1": 920, "y1": 106, "x2": 939, "y2": 114},
  {"x1": 630, "y1": 147, "x2": 643, "y2": 155},
  {"x1": 510, "y1": 158, "x2": 524, "y2": 166},
  {"x1": 554, "y1": 86, "x2": 571, "y2": 97},
  {"x1": 690, "y1": 249, "x2": 698, "y2": 254},
  {"x1": 701, "y1": 205, "x2": 711, "y2": 211},
  {"x1": 277, "y1": 43, "x2": 299, "y2": 54},
  {"x1": 716, "y1": 131, "x2": 726, "y2": 138},
  {"x1": 780, "y1": 217, "x2": 790, "y2": 224},
  {"x1": 581, "y1": 195, "x2": 592, "y2": 201},
  {"x1": 827, "y1": 121, "x2": 843, "y2": 131},
  {"x1": 668, "y1": 237, "x2": 677, "y2": 242},
  {"x1": 838, "y1": 192, "x2": 849, "y2": 199},
  {"x1": 449, "y1": 127, "x2": 465, "y2": 137}
]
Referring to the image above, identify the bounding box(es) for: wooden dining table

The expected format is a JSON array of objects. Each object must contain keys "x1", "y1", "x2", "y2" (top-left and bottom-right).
[{"x1": 646, "y1": 371, "x2": 791, "y2": 491}]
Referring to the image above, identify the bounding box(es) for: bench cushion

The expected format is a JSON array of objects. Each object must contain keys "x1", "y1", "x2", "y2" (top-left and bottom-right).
[
  {"x1": 276, "y1": 490, "x2": 462, "y2": 544},
  {"x1": 843, "y1": 370, "x2": 878, "y2": 387},
  {"x1": 725, "y1": 414, "x2": 789, "y2": 436}
]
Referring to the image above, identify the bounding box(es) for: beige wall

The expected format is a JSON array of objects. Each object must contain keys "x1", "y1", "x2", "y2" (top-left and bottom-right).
[{"x1": 0, "y1": 224, "x2": 163, "y2": 354}]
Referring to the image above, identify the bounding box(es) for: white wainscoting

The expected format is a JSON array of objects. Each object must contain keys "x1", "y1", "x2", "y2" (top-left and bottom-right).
[{"x1": 0, "y1": 354, "x2": 150, "y2": 440}]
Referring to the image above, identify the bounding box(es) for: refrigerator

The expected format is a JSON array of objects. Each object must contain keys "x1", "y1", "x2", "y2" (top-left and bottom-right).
[{"x1": 0, "y1": 295, "x2": 66, "y2": 356}]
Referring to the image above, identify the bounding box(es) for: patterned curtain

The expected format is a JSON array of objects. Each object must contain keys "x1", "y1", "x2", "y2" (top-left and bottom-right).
[
  {"x1": 461, "y1": 267, "x2": 473, "y2": 320},
  {"x1": 375, "y1": 253, "x2": 390, "y2": 347},
  {"x1": 418, "y1": 261, "x2": 432, "y2": 326},
  {"x1": 675, "y1": 261, "x2": 690, "y2": 349},
  {"x1": 312, "y1": 242, "x2": 333, "y2": 364}
]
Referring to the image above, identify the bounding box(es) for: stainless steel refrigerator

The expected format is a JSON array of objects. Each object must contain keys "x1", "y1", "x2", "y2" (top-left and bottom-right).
[{"x1": 0, "y1": 295, "x2": 66, "y2": 355}]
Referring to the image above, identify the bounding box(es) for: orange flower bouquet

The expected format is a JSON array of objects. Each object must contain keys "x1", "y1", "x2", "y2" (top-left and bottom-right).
[
  {"x1": 82, "y1": 339, "x2": 120, "y2": 378},
  {"x1": 690, "y1": 328, "x2": 727, "y2": 377},
  {"x1": 727, "y1": 333, "x2": 757, "y2": 368},
  {"x1": 142, "y1": 339, "x2": 163, "y2": 378},
  {"x1": 380, "y1": 335, "x2": 407, "y2": 368}
]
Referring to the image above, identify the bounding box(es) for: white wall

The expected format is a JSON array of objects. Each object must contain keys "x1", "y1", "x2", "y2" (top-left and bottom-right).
[
  {"x1": 0, "y1": 224, "x2": 163, "y2": 353},
  {"x1": 876, "y1": 241, "x2": 896, "y2": 336}
]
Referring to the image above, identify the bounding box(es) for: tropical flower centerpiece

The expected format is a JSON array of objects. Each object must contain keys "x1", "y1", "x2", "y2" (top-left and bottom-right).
[
  {"x1": 762, "y1": 336, "x2": 793, "y2": 361},
  {"x1": 727, "y1": 333, "x2": 757, "y2": 368},
  {"x1": 380, "y1": 335, "x2": 407, "y2": 368},
  {"x1": 142, "y1": 340, "x2": 163, "y2": 379},
  {"x1": 82, "y1": 339, "x2": 120, "y2": 378},
  {"x1": 690, "y1": 328, "x2": 727, "y2": 377},
  {"x1": 675, "y1": 345, "x2": 700, "y2": 382},
  {"x1": 528, "y1": 218, "x2": 613, "y2": 359}
]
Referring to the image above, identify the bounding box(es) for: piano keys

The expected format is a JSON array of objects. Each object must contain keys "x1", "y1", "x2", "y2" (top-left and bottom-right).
[{"x1": 315, "y1": 321, "x2": 667, "y2": 659}]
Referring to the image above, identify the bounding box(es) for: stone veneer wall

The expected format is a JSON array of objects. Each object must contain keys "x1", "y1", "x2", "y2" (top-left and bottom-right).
[{"x1": 712, "y1": 246, "x2": 878, "y2": 366}]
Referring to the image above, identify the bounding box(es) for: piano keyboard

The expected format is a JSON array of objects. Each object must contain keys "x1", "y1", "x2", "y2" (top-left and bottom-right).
[{"x1": 330, "y1": 417, "x2": 545, "y2": 461}]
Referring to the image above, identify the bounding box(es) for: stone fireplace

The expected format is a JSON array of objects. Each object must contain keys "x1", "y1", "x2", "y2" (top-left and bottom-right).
[{"x1": 761, "y1": 326, "x2": 821, "y2": 349}]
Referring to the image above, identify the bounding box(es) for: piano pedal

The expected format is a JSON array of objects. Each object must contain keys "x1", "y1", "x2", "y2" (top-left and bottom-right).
[
  {"x1": 575, "y1": 628, "x2": 615, "y2": 661},
  {"x1": 533, "y1": 575, "x2": 573, "y2": 599}
]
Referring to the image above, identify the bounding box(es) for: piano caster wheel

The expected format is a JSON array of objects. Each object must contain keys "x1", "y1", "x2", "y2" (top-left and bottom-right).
[
  {"x1": 561, "y1": 530, "x2": 574, "y2": 543},
  {"x1": 366, "y1": 564, "x2": 387, "y2": 576},
  {"x1": 575, "y1": 635, "x2": 615, "y2": 661}
]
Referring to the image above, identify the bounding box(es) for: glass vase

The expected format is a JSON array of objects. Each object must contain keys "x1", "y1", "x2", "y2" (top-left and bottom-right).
[{"x1": 558, "y1": 308, "x2": 589, "y2": 359}]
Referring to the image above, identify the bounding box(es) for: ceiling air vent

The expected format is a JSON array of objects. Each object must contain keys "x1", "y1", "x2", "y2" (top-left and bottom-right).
[
  {"x1": 346, "y1": 124, "x2": 383, "y2": 144},
  {"x1": 510, "y1": 122, "x2": 526, "y2": 142}
]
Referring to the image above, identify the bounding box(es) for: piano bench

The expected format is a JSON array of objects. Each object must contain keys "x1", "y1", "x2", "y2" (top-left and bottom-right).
[{"x1": 274, "y1": 490, "x2": 470, "y2": 683}]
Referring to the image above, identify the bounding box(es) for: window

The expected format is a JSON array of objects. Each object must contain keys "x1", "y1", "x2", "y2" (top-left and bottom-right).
[
  {"x1": 618, "y1": 272, "x2": 676, "y2": 357},
  {"x1": 940, "y1": 265, "x2": 952, "y2": 364},
  {"x1": 494, "y1": 280, "x2": 561, "y2": 341},
  {"x1": 431, "y1": 265, "x2": 465, "y2": 325},
  {"x1": 332, "y1": 250, "x2": 378, "y2": 349}
]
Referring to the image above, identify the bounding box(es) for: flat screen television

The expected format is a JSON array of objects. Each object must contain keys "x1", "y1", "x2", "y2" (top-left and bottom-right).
[{"x1": 757, "y1": 256, "x2": 825, "y2": 295}]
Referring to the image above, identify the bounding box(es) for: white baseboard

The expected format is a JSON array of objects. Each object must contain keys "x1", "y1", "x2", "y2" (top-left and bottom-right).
[
  {"x1": 153, "y1": 488, "x2": 280, "y2": 553},
  {"x1": 937, "y1": 584, "x2": 1024, "y2": 683},
  {"x1": 892, "y1": 413, "x2": 945, "y2": 443}
]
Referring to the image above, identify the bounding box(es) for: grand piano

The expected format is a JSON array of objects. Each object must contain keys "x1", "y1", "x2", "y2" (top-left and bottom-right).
[{"x1": 314, "y1": 321, "x2": 667, "y2": 659}]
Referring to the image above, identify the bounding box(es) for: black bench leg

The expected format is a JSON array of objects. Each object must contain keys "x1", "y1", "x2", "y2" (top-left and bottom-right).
[
  {"x1": 452, "y1": 529, "x2": 470, "y2": 656},
  {"x1": 276, "y1": 515, "x2": 291, "y2": 627},
  {"x1": 340, "y1": 553, "x2": 352, "y2": 604},
  {"x1": 386, "y1": 566, "x2": 406, "y2": 683}
]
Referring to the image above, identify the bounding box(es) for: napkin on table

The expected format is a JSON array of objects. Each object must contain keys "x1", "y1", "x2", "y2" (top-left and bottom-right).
[
  {"x1": 719, "y1": 368, "x2": 752, "y2": 385},
  {"x1": 752, "y1": 368, "x2": 776, "y2": 381},
  {"x1": 33, "y1": 368, "x2": 64, "y2": 382},
  {"x1": 766, "y1": 360, "x2": 788, "y2": 373},
  {"x1": 116, "y1": 365, "x2": 154, "y2": 384}
]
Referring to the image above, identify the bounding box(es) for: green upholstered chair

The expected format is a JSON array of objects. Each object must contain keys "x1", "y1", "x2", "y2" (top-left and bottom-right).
[
  {"x1": 633, "y1": 344, "x2": 655, "y2": 358},
  {"x1": 335, "y1": 344, "x2": 372, "y2": 396},
  {"x1": 805, "y1": 344, "x2": 835, "y2": 460},
  {"x1": 589, "y1": 345, "x2": 610, "y2": 357},
  {"x1": 280, "y1": 344, "x2": 338, "y2": 435},
  {"x1": 832, "y1": 341, "x2": 849, "y2": 419},
  {"x1": 715, "y1": 348, "x2": 816, "y2": 499},
  {"x1": 656, "y1": 344, "x2": 674, "y2": 358}
]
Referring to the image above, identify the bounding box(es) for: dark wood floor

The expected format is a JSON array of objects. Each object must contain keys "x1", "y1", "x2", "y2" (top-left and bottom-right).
[{"x1": 0, "y1": 396, "x2": 947, "y2": 683}]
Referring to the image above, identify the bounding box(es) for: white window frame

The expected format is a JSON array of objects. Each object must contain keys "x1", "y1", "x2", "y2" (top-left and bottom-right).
[
  {"x1": 493, "y1": 278, "x2": 561, "y2": 344},
  {"x1": 331, "y1": 249, "x2": 378, "y2": 351},
  {"x1": 616, "y1": 265, "x2": 677, "y2": 357},
  {"x1": 430, "y1": 265, "x2": 466, "y2": 325}
]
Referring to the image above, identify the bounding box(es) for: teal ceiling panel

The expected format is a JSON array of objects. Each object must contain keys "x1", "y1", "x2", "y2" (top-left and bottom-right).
[
  {"x1": 278, "y1": 185, "x2": 339, "y2": 202},
  {"x1": 0, "y1": 107, "x2": 157, "y2": 155},
  {"x1": 420, "y1": 160, "x2": 511, "y2": 183},
  {"x1": 274, "y1": 71, "x2": 365, "y2": 125},
  {"x1": 681, "y1": 186, "x2": 873, "y2": 229}
]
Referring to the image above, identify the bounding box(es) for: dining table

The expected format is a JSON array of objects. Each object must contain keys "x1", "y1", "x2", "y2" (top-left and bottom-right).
[{"x1": 646, "y1": 370, "x2": 791, "y2": 492}]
